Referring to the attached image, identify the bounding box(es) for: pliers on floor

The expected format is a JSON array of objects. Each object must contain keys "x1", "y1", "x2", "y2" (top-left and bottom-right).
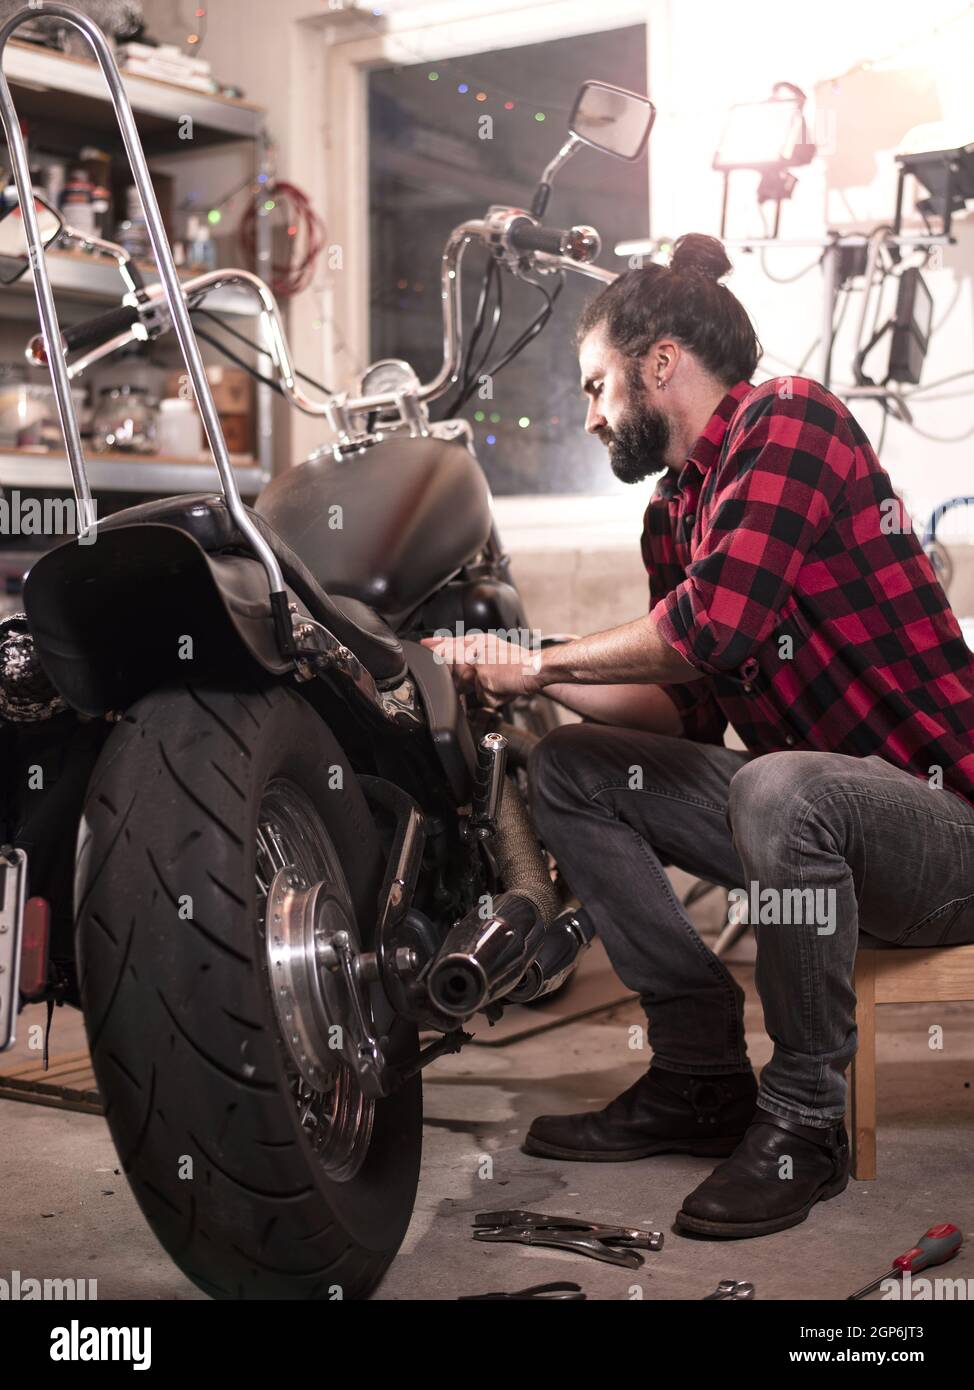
[
  {"x1": 459, "y1": 1281, "x2": 586, "y2": 1300},
  {"x1": 472, "y1": 1209, "x2": 664, "y2": 1269}
]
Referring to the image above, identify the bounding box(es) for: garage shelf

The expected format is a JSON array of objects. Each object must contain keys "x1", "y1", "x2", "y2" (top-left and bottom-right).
[
  {"x1": 0, "y1": 248, "x2": 261, "y2": 320},
  {"x1": 0, "y1": 39, "x2": 273, "y2": 494},
  {"x1": 5, "y1": 39, "x2": 265, "y2": 151},
  {"x1": 0, "y1": 448, "x2": 264, "y2": 495}
]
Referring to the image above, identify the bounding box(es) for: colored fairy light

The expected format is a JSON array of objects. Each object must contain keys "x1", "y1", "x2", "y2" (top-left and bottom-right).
[
  {"x1": 458, "y1": 83, "x2": 469, "y2": 94},
  {"x1": 195, "y1": 7, "x2": 205, "y2": 17},
  {"x1": 518, "y1": 416, "x2": 530, "y2": 427},
  {"x1": 474, "y1": 410, "x2": 485, "y2": 422},
  {"x1": 475, "y1": 92, "x2": 487, "y2": 102},
  {"x1": 287, "y1": 225, "x2": 298, "y2": 237},
  {"x1": 264, "y1": 199, "x2": 276, "y2": 211},
  {"x1": 486, "y1": 434, "x2": 496, "y2": 445},
  {"x1": 257, "y1": 173, "x2": 268, "y2": 184},
  {"x1": 187, "y1": 33, "x2": 200, "y2": 43},
  {"x1": 428, "y1": 71, "x2": 439, "y2": 81},
  {"x1": 397, "y1": 278, "x2": 408, "y2": 290},
  {"x1": 534, "y1": 112, "x2": 546, "y2": 122},
  {"x1": 489, "y1": 412, "x2": 500, "y2": 423},
  {"x1": 504, "y1": 101, "x2": 514, "y2": 110},
  {"x1": 207, "y1": 209, "x2": 221, "y2": 224}
]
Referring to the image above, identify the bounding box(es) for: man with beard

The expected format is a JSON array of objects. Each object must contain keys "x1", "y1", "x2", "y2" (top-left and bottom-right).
[{"x1": 424, "y1": 232, "x2": 974, "y2": 1240}]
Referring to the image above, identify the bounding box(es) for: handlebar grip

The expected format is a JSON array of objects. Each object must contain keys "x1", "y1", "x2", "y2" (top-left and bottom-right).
[
  {"x1": 507, "y1": 218, "x2": 572, "y2": 257},
  {"x1": 62, "y1": 303, "x2": 142, "y2": 354}
]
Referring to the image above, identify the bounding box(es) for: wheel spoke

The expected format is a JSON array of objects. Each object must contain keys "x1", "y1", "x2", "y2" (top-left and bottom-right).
[{"x1": 256, "y1": 781, "x2": 375, "y2": 1182}]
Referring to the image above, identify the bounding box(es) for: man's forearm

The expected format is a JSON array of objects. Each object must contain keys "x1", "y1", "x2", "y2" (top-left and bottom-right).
[
  {"x1": 543, "y1": 680, "x2": 684, "y2": 735},
  {"x1": 536, "y1": 613, "x2": 700, "y2": 688}
]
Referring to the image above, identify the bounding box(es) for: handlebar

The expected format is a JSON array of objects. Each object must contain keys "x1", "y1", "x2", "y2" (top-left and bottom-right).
[
  {"x1": 28, "y1": 302, "x2": 142, "y2": 365},
  {"x1": 507, "y1": 217, "x2": 600, "y2": 261},
  {"x1": 39, "y1": 211, "x2": 619, "y2": 431},
  {"x1": 508, "y1": 218, "x2": 572, "y2": 256}
]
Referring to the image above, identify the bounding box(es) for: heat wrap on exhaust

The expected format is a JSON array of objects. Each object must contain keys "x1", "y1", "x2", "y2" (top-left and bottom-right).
[{"x1": 494, "y1": 774, "x2": 559, "y2": 929}]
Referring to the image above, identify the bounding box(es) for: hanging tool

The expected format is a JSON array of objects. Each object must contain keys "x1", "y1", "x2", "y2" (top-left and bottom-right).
[
  {"x1": 472, "y1": 1209, "x2": 663, "y2": 1269},
  {"x1": 847, "y1": 1222, "x2": 963, "y2": 1300},
  {"x1": 459, "y1": 1280, "x2": 586, "y2": 1301},
  {"x1": 703, "y1": 1279, "x2": 755, "y2": 1300}
]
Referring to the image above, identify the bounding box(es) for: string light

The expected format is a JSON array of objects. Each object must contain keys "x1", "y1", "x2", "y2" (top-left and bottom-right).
[
  {"x1": 207, "y1": 209, "x2": 221, "y2": 224},
  {"x1": 486, "y1": 434, "x2": 496, "y2": 445},
  {"x1": 186, "y1": 5, "x2": 206, "y2": 52},
  {"x1": 428, "y1": 71, "x2": 439, "y2": 82},
  {"x1": 518, "y1": 416, "x2": 530, "y2": 427},
  {"x1": 534, "y1": 112, "x2": 546, "y2": 122},
  {"x1": 474, "y1": 409, "x2": 485, "y2": 421},
  {"x1": 475, "y1": 91, "x2": 487, "y2": 102},
  {"x1": 457, "y1": 83, "x2": 469, "y2": 94}
]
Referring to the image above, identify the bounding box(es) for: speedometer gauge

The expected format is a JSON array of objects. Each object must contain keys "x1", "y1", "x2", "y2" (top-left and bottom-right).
[{"x1": 357, "y1": 358, "x2": 420, "y2": 401}]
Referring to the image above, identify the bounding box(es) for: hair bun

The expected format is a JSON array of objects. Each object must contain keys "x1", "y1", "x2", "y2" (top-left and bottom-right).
[{"x1": 669, "y1": 233, "x2": 732, "y2": 282}]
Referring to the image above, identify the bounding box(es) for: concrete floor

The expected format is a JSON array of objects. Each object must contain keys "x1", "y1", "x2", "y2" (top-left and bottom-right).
[{"x1": 2, "y1": 926, "x2": 972, "y2": 1302}]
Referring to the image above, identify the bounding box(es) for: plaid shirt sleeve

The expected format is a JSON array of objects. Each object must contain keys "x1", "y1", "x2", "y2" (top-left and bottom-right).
[
  {"x1": 644, "y1": 496, "x2": 728, "y2": 745},
  {"x1": 653, "y1": 388, "x2": 859, "y2": 676}
]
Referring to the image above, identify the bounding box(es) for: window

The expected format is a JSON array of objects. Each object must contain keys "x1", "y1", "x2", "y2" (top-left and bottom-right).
[{"x1": 368, "y1": 24, "x2": 649, "y2": 496}]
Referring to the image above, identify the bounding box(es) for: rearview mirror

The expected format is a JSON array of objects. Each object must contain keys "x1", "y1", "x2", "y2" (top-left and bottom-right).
[
  {"x1": 0, "y1": 191, "x2": 64, "y2": 285},
  {"x1": 569, "y1": 80, "x2": 655, "y2": 161}
]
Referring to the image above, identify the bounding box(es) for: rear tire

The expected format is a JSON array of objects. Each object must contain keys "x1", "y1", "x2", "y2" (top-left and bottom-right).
[{"x1": 75, "y1": 681, "x2": 422, "y2": 1300}]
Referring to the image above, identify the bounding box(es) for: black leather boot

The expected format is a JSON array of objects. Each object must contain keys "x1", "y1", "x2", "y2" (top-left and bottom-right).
[
  {"x1": 522, "y1": 1065, "x2": 758, "y2": 1162},
  {"x1": 675, "y1": 1108, "x2": 850, "y2": 1238}
]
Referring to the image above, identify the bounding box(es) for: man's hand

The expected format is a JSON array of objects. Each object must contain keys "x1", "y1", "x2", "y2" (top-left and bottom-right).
[{"x1": 421, "y1": 632, "x2": 544, "y2": 706}]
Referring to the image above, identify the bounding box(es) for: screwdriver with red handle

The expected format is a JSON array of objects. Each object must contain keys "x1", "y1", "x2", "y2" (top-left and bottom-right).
[{"x1": 847, "y1": 1223, "x2": 963, "y2": 1300}]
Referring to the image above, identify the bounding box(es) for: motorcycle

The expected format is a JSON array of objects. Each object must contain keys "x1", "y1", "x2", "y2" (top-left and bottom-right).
[{"x1": 0, "y1": 2, "x2": 653, "y2": 1299}]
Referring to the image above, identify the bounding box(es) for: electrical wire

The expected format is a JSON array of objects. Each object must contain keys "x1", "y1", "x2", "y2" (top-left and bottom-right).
[
  {"x1": 757, "y1": 205, "x2": 824, "y2": 283},
  {"x1": 190, "y1": 324, "x2": 284, "y2": 395},
  {"x1": 191, "y1": 306, "x2": 333, "y2": 395},
  {"x1": 238, "y1": 180, "x2": 327, "y2": 299},
  {"x1": 896, "y1": 418, "x2": 974, "y2": 444},
  {"x1": 441, "y1": 255, "x2": 503, "y2": 418},
  {"x1": 440, "y1": 263, "x2": 563, "y2": 419},
  {"x1": 903, "y1": 369, "x2": 974, "y2": 397}
]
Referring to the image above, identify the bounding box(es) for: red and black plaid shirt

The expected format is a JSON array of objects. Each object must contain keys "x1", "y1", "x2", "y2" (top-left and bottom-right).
[{"x1": 645, "y1": 376, "x2": 974, "y2": 806}]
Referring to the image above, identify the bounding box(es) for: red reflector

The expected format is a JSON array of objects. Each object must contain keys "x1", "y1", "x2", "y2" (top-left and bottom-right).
[{"x1": 19, "y1": 896, "x2": 50, "y2": 997}]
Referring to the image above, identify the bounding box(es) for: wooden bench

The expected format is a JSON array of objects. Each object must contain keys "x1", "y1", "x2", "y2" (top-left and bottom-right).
[{"x1": 848, "y1": 941, "x2": 974, "y2": 1179}]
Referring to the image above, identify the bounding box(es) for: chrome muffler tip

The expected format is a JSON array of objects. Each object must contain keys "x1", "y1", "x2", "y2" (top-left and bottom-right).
[{"x1": 426, "y1": 891, "x2": 546, "y2": 1019}]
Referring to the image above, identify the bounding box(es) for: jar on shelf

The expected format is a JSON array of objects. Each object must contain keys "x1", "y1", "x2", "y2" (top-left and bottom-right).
[
  {"x1": 91, "y1": 384, "x2": 158, "y2": 454},
  {"x1": 156, "y1": 397, "x2": 203, "y2": 458}
]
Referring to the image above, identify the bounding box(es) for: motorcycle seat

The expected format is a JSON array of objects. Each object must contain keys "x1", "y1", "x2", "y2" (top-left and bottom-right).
[{"x1": 98, "y1": 493, "x2": 407, "y2": 684}]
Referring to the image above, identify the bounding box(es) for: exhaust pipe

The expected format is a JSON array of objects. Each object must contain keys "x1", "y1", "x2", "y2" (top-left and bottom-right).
[
  {"x1": 506, "y1": 905, "x2": 595, "y2": 1004},
  {"x1": 427, "y1": 892, "x2": 546, "y2": 1017}
]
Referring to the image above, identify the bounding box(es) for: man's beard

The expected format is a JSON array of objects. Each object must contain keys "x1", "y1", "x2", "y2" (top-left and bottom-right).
[{"x1": 599, "y1": 363, "x2": 671, "y2": 484}]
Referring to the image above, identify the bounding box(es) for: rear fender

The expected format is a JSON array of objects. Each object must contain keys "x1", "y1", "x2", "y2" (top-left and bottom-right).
[{"x1": 23, "y1": 522, "x2": 294, "y2": 717}]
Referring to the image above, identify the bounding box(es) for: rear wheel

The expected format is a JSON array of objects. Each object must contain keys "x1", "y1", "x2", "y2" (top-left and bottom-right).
[{"x1": 75, "y1": 681, "x2": 422, "y2": 1300}]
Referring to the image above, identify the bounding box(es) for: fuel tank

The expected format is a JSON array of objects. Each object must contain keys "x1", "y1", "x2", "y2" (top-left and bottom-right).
[{"x1": 256, "y1": 435, "x2": 493, "y2": 624}]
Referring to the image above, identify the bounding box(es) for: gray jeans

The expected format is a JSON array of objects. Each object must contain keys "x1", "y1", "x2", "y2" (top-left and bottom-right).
[{"x1": 529, "y1": 725, "x2": 974, "y2": 1127}]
